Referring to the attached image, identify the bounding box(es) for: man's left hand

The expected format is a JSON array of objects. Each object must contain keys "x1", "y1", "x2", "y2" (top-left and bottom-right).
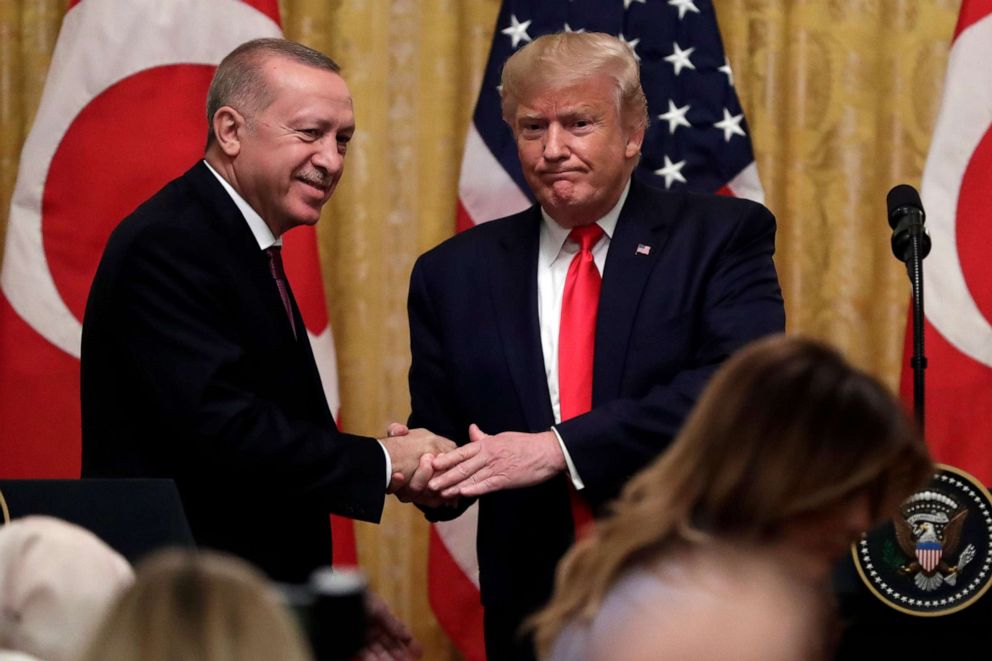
[{"x1": 428, "y1": 424, "x2": 565, "y2": 498}]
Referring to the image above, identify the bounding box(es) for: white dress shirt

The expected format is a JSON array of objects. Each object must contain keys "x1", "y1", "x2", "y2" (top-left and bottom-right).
[
  {"x1": 538, "y1": 180, "x2": 631, "y2": 489},
  {"x1": 204, "y1": 161, "x2": 392, "y2": 488}
]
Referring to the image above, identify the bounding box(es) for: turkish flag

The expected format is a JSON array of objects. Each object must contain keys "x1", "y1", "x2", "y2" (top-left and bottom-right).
[
  {"x1": 900, "y1": 0, "x2": 992, "y2": 486},
  {"x1": 0, "y1": 0, "x2": 357, "y2": 565}
]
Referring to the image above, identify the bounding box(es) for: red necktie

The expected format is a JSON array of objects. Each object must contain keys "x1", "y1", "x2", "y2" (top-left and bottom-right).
[
  {"x1": 558, "y1": 224, "x2": 603, "y2": 539},
  {"x1": 265, "y1": 246, "x2": 297, "y2": 339}
]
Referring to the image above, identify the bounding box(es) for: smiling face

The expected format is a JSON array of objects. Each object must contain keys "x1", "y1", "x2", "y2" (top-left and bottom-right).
[
  {"x1": 215, "y1": 54, "x2": 355, "y2": 237},
  {"x1": 512, "y1": 74, "x2": 644, "y2": 229}
]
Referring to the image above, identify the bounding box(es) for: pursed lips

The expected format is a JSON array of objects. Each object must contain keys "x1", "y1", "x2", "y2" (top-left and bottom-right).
[{"x1": 539, "y1": 169, "x2": 583, "y2": 179}]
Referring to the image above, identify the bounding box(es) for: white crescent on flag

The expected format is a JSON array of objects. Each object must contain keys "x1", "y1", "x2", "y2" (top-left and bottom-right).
[
  {"x1": 1, "y1": 0, "x2": 280, "y2": 357},
  {"x1": 922, "y1": 11, "x2": 992, "y2": 368},
  {"x1": 900, "y1": 0, "x2": 992, "y2": 487}
]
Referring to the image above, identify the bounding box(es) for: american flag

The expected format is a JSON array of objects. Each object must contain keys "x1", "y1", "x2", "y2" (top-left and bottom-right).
[
  {"x1": 917, "y1": 540, "x2": 943, "y2": 573},
  {"x1": 435, "y1": 1, "x2": 765, "y2": 657}
]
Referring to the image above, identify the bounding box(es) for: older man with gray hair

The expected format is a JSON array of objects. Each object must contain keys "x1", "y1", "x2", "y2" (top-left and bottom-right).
[{"x1": 403, "y1": 31, "x2": 785, "y2": 659}]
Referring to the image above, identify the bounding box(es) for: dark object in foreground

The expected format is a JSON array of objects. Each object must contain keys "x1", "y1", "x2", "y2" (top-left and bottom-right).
[{"x1": 280, "y1": 567, "x2": 368, "y2": 661}]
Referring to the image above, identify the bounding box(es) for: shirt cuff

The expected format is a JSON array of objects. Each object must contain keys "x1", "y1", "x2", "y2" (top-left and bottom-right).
[
  {"x1": 376, "y1": 440, "x2": 392, "y2": 490},
  {"x1": 552, "y1": 426, "x2": 585, "y2": 490}
]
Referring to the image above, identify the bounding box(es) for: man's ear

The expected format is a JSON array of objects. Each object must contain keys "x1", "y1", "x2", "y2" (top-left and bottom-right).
[
  {"x1": 212, "y1": 106, "x2": 247, "y2": 157},
  {"x1": 625, "y1": 124, "x2": 646, "y2": 159}
]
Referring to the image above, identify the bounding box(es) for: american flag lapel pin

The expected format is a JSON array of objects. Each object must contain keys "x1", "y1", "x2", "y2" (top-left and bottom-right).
[{"x1": 635, "y1": 244, "x2": 652, "y2": 256}]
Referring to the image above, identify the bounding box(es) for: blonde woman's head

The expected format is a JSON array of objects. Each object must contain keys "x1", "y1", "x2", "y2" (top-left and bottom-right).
[{"x1": 79, "y1": 549, "x2": 313, "y2": 661}]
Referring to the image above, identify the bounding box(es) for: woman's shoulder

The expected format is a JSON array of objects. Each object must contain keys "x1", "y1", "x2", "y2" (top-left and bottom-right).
[{"x1": 546, "y1": 544, "x2": 825, "y2": 661}]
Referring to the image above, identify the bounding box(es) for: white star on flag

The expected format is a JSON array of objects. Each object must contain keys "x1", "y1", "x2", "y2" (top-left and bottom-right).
[
  {"x1": 624, "y1": 0, "x2": 646, "y2": 9},
  {"x1": 501, "y1": 14, "x2": 532, "y2": 48},
  {"x1": 668, "y1": 0, "x2": 701, "y2": 20},
  {"x1": 618, "y1": 33, "x2": 641, "y2": 61},
  {"x1": 664, "y1": 42, "x2": 696, "y2": 76},
  {"x1": 719, "y1": 56, "x2": 734, "y2": 86},
  {"x1": 655, "y1": 155, "x2": 688, "y2": 188},
  {"x1": 564, "y1": 23, "x2": 585, "y2": 33},
  {"x1": 714, "y1": 108, "x2": 746, "y2": 142},
  {"x1": 658, "y1": 100, "x2": 692, "y2": 134}
]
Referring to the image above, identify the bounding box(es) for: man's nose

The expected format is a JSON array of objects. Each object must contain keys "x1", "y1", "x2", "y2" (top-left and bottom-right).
[
  {"x1": 312, "y1": 140, "x2": 344, "y2": 174},
  {"x1": 542, "y1": 124, "x2": 568, "y2": 161}
]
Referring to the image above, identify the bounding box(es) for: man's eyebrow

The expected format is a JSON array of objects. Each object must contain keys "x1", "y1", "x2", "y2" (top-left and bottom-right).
[
  {"x1": 518, "y1": 105, "x2": 600, "y2": 120},
  {"x1": 560, "y1": 104, "x2": 599, "y2": 116},
  {"x1": 516, "y1": 112, "x2": 545, "y2": 123}
]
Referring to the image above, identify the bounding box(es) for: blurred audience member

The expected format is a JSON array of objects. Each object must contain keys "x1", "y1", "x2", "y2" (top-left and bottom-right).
[
  {"x1": 82, "y1": 550, "x2": 312, "y2": 661},
  {"x1": 0, "y1": 516, "x2": 133, "y2": 661},
  {"x1": 532, "y1": 335, "x2": 933, "y2": 660},
  {"x1": 78, "y1": 549, "x2": 313, "y2": 661},
  {"x1": 571, "y1": 548, "x2": 817, "y2": 661}
]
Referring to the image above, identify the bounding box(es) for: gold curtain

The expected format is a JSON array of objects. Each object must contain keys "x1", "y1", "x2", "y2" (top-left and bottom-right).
[{"x1": 0, "y1": 1, "x2": 963, "y2": 658}]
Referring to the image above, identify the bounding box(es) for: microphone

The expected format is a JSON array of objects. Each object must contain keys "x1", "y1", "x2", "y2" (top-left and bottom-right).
[{"x1": 887, "y1": 184, "x2": 931, "y2": 262}]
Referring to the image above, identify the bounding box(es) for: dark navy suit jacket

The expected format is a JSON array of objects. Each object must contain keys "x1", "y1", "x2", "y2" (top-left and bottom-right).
[
  {"x1": 407, "y1": 176, "x2": 785, "y2": 636},
  {"x1": 81, "y1": 161, "x2": 386, "y2": 582}
]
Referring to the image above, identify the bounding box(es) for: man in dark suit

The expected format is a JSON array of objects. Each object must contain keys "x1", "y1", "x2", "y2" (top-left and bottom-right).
[
  {"x1": 81, "y1": 37, "x2": 450, "y2": 609},
  {"x1": 402, "y1": 33, "x2": 785, "y2": 659}
]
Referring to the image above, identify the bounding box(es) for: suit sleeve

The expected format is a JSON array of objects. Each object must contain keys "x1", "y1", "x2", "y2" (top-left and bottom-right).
[
  {"x1": 97, "y1": 224, "x2": 387, "y2": 522},
  {"x1": 406, "y1": 255, "x2": 477, "y2": 522},
  {"x1": 555, "y1": 201, "x2": 785, "y2": 509}
]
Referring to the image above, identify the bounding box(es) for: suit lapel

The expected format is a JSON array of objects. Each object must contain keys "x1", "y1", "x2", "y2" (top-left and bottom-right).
[
  {"x1": 594, "y1": 178, "x2": 680, "y2": 404},
  {"x1": 285, "y1": 284, "x2": 337, "y2": 424},
  {"x1": 489, "y1": 211, "x2": 556, "y2": 431},
  {"x1": 187, "y1": 163, "x2": 332, "y2": 421},
  {"x1": 188, "y1": 164, "x2": 297, "y2": 339}
]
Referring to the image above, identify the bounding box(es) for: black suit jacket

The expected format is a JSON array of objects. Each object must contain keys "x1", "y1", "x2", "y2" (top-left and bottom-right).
[
  {"x1": 81, "y1": 162, "x2": 385, "y2": 582},
  {"x1": 407, "y1": 177, "x2": 785, "y2": 634}
]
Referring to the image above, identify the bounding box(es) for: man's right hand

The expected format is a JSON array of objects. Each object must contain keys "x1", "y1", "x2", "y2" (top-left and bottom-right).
[{"x1": 380, "y1": 427, "x2": 455, "y2": 488}]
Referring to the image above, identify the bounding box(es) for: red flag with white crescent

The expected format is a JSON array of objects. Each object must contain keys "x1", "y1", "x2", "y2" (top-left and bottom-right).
[
  {"x1": 900, "y1": 0, "x2": 992, "y2": 487},
  {"x1": 0, "y1": 0, "x2": 357, "y2": 566}
]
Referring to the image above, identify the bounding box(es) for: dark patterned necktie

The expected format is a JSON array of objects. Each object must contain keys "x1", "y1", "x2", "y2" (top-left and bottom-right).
[{"x1": 265, "y1": 246, "x2": 297, "y2": 339}]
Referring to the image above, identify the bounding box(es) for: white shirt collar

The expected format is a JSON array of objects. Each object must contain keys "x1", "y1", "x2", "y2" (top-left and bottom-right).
[
  {"x1": 203, "y1": 159, "x2": 282, "y2": 250},
  {"x1": 538, "y1": 178, "x2": 630, "y2": 269}
]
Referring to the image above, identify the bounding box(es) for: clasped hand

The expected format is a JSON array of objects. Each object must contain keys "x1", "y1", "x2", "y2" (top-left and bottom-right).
[
  {"x1": 380, "y1": 424, "x2": 455, "y2": 507},
  {"x1": 385, "y1": 423, "x2": 566, "y2": 504}
]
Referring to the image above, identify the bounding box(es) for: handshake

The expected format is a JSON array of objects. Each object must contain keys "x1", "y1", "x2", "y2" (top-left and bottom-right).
[
  {"x1": 378, "y1": 423, "x2": 568, "y2": 506},
  {"x1": 379, "y1": 423, "x2": 458, "y2": 507}
]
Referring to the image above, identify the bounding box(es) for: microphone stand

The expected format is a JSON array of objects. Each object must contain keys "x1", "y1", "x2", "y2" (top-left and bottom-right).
[{"x1": 906, "y1": 229, "x2": 927, "y2": 432}]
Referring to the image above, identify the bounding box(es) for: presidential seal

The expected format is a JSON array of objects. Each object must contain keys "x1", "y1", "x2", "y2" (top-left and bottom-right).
[{"x1": 853, "y1": 464, "x2": 992, "y2": 616}]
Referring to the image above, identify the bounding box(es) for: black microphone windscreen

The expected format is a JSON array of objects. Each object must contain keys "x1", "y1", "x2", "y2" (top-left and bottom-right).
[{"x1": 887, "y1": 184, "x2": 924, "y2": 228}]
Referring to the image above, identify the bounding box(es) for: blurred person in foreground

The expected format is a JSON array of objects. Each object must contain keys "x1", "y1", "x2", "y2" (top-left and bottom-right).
[
  {"x1": 80, "y1": 37, "x2": 451, "y2": 588},
  {"x1": 531, "y1": 335, "x2": 933, "y2": 660},
  {"x1": 78, "y1": 550, "x2": 312, "y2": 661},
  {"x1": 401, "y1": 30, "x2": 784, "y2": 659},
  {"x1": 0, "y1": 516, "x2": 133, "y2": 661},
  {"x1": 79, "y1": 549, "x2": 418, "y2": 661}
]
